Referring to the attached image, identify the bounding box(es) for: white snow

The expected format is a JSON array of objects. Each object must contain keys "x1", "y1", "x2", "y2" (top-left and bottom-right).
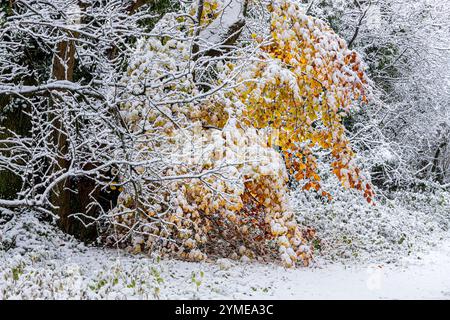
[
  {"x1": 199, "y1": 0, "x2": 246, "y2": 48},
  {"x1": 1, "y1": 211, "x2": 450, "y2": 300},
  {"x1": 239, "y1": 241, "x2": 450, "y2": 299}
]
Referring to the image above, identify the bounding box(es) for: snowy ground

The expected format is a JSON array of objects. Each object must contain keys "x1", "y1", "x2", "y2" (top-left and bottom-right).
[{"x1": 1, "y1": 211, "x2": 450, "y2": 300}]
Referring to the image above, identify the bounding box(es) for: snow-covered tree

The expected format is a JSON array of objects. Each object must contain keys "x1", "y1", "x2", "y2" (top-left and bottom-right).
[
  {"x1": 303, "y1": 0, "x2": 450, "y2": 189},
  {"x1": 1, "y1": 0, "x2": 384, "y2": 266},
  {"x1": 0, "y1": 0, "x2": 179, "y2": 239},
  {"x1": 104, "y1": 0, "x2": 374, "y2": 266}
]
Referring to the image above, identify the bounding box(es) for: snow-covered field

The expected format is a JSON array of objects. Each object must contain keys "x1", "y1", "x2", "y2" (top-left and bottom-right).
[{"x1": 1, "y1": 211, "x2": 450, "y2": 300}]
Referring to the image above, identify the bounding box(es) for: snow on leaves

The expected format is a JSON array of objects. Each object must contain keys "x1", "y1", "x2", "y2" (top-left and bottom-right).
[
  {"x1": 239, "y1": 0, "x2": 374, "y2": 203},
  {"x1": 99, "y1": 0, "x2": 373, "y2": 268}
]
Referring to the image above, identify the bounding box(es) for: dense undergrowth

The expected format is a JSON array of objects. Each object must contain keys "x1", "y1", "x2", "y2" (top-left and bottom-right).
[{"x1": 295, "y1": 187, "x2": 450, "y2": 263}]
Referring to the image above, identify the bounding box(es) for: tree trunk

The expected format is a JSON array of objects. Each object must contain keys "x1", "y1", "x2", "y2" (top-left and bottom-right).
[
  {"x1": 0, "y1": 1, "x2": 31, "y2": 200},
  {"x1": 50, "y1": 34, "x2": 99, "y2": 241},
  {"x1": 0, "y1": 97, "x2": 31, "y2": 200},
  {"x1": 431, "y1": 141, "x2": 447, "y2": 184}
]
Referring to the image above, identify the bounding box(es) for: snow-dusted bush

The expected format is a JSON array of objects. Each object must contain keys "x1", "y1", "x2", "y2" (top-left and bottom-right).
[
  {"x1": 108, "y1": 5, "x2": 313, "y2": 267},
  {"x1": 293, "y1": 184, "x2": 450, "y2": 263},
  {"x1": 0, "y1": 210, "x2": 171, "y2": 299},
  {"x1": 105, "y1": 0, "x2": 377, "y2": 267}
]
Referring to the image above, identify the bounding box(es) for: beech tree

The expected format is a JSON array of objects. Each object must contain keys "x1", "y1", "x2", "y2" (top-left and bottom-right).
[
  {"x1": 106, "y1": 0, "x2": 373, "y2": 267},
  {"x1": 1, "y1": 0, "x2": 377, "y2": 266}
]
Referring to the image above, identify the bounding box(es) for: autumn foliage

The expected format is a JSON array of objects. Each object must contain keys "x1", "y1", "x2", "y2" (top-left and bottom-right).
[
  {"x1": 111, "y1": 0, "x2": 373, "y2": 267},
  {"x1": 239, "y1": 0, "x2": 374, "y2": 203}
]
